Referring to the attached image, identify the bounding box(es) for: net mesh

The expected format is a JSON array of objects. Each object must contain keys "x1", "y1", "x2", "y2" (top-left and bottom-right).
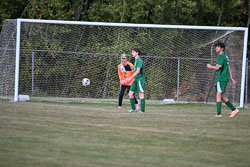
[
  {"x1": 0, "y1": 20, "x2": 17, "y2": 100},
  {"x1": 0, "y1": 19, "x2": 245, "y2": 104}
]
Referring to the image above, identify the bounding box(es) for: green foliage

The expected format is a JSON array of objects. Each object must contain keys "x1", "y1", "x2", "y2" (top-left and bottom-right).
[
  {"x1": 0, "y1": 0, "x2": 29, "y2": 29},
  {"x1": 0, "y1": 0, "x2": 249, "y2": 29}
]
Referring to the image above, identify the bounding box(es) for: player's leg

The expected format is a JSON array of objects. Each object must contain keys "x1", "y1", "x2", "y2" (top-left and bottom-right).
[
  {"x1": 128, "y1": 82, "x2": 137, "y2": 112},
  {"x1": 135, "y1": 99, "x2": 140, "y2": 111},
  {"x1": 128, "y1": 86, "x2": 138, "y2": 105},
  {"x1": 215, "y1": 82, "x2": 222, "y2": 117},
  {"x1": 139, "y1": 92, "x2": 145, "y2": 113},
  {"x1": 216, "y1": 92, "x2": 222, "y2": 117},
  {"x1": 137, "y1": 79, "x2": 145, "y2": 113},
  {"x1": 222, "y1": 94, "x2": 239, "y2": 117},
  {"x1": 220, "y1": 82, "x2": 239, "y2": 117},
  {"x1": 118, "y1": 85, "x2": 126, "y2": 109},
  {"x1": 128, "y1": 90, "x2": 136, "y2": 112},
  {"x1": 221, "y1": 94, "x2": 235, "y2": 112},
  {"x1": 221, "y1": 94, "x2": 228, "y2": 103}
]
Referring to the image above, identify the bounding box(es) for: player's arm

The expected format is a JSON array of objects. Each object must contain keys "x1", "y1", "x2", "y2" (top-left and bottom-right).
[
  {"x1": 228, "y1": 65, "x2": 236, "y2": 84},
  {"x1": 207, "y1": 54, "x2": 223, "y2": 71},
  {"x1": 207, "y1": 64, "x2": 220, "y2": 70},
  {"x1": 124, "y1": 68, "x2": 140, "y2": 83}
]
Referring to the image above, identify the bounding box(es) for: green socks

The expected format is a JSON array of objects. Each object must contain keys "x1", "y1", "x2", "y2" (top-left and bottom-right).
[
  {"x1": 216, "y1": 102, "x2": 222, "y2": 115},
  {"x1": 130, "y1": 98, "x2": 145, "y2": 112},
  {"x1": 130, "y1": 98, "x2": 136, "y2": 110},
  {"x1": 216, "y1": 101, "x2": 235, "y2": 115},
  {"x1": 141, "y1": 99, "x2": 145, "y2": 112},
  {"x1": 225, "y1": 100, "x2": 236, "y2": 111}
]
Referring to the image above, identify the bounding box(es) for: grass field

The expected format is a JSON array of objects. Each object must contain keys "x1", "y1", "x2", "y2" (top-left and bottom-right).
[{"x1": 0, "y1": 99, "x2": 250, "y2": 167}]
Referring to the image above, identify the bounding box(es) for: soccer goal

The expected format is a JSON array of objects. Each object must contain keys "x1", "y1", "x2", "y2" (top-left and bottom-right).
[{"x1": 0, "y1": 19, "x2": 248, "y2": 107}]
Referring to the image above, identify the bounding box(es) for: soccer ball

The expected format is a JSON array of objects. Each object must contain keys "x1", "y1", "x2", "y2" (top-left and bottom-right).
[{"x1": 82, "y1": 78, "x2": 90, "y2": 86}]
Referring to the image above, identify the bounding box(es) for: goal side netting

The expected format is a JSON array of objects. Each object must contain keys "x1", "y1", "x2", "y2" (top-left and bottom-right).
[{"x1": 0, "y1": 19, "x2": 248, "y2": 106}]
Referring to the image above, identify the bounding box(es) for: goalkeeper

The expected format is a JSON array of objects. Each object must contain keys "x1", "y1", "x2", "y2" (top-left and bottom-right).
[
  {"x1": 118, "y1": 54, "x2": 139, "y2": 110},
  {"x1": 207, "y1": 42, "x2": 239, "y2": 118}
]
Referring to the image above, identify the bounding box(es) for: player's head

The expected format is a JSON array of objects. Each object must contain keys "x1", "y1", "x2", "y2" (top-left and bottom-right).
[
  {"x1": 131, "y1": 48, "x2": 140, "y2": 57},
  {"x1": 215, "y1": 42, "x2": 225, "y2": 52},
  {"x1": 121, "y1": 54, "x2": 128, "y2": 64}
]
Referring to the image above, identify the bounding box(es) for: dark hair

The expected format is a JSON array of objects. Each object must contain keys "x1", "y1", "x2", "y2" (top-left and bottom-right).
[
  {"x1": 131, "y1": 48, "x2": 141, "y2": 55},
  {"x1": 215, "y1": 42, "x2": 225, "y2": 51}
]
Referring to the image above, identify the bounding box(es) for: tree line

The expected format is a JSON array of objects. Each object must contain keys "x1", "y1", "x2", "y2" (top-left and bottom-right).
[{"x1": 0, "y1": 0, "x2": 249, "y2": 29}]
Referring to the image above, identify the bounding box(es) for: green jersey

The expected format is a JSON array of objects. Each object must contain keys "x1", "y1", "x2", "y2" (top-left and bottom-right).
[
  {"x1": 216, "y1": 52, "x2": 229, "y2": 82},
  {"x1": 133, "y1": 57, "x2": 145, "y2": 81}
]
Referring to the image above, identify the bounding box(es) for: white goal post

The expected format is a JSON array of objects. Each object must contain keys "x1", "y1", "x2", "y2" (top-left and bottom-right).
[{"x1": 0, "y1": 18, "x2": 248, "y2": 107}]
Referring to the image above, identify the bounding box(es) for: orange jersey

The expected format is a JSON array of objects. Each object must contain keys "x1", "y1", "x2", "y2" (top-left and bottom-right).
[{"x1": 118, "y1": 62, "x2": 135, "y2": 86}]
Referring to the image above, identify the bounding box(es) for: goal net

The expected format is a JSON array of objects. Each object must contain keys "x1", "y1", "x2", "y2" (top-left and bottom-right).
[{"x1": 0, "y1": 19, "x2": 248, "y2": 106}]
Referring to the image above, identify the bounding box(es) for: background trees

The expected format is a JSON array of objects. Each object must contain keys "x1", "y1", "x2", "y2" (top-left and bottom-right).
[{"x1": 0, "y1": 0, "x2": 249, "y2": 29}]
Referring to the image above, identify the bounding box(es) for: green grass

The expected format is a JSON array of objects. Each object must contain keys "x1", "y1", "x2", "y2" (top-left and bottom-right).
[{"x1": 0, "y1": 100, "x2": 250, "y2": 167}]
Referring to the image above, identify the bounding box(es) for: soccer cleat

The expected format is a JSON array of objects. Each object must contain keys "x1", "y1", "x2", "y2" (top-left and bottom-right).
[
  {"x1": 118, "y1": 106, "x2": 122, "y2": 110},
  {"x1": 230, "y1": 109, "x2": 239, "y2": 118},
  {"x1": 136, "y1": 104, "x2": 140, "y2": 110},
  {"x1": 128, "y1": 109, "x2": 136, "y2": 113},
  {"x1": 215, "y1": 115, "x2": 222, "y2": 117}
]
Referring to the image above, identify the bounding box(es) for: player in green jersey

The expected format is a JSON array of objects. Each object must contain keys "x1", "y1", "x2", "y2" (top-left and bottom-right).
[
  {"x1": 123, "y1": 48, "x2": 146, "y2": 113},
  {"x1": 207, "y1": 42, "x2": 239, "y2": 118}
]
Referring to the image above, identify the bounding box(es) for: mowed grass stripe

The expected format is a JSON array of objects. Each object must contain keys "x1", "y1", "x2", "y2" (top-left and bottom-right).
[{"x1": 0, "y1": 100, "x2": 250, "y2": 167}]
